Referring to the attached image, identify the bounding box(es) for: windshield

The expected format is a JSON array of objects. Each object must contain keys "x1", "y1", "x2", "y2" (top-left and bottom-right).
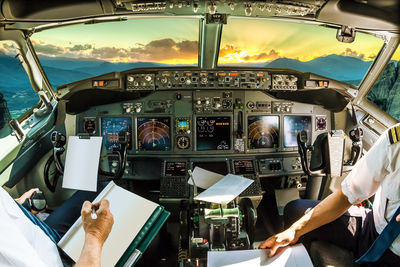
[
  {"x1": 218, "y1": 18, "x2": 384, "y2": 86},
  {"x1": 30, "y1": 18, "x2": 199, "y2": 88}
]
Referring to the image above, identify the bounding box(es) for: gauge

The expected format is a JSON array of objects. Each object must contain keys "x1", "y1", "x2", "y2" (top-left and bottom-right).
[
  {"x1": 316, "y1": 116, "x2": 327, "y2": 131},
  {"x1": 176, "y1": 119, "x2": 190, "y2": 134},
  {"x1": 84, "y1": 118, "x2": 96, "y2": 134},
  {"x1": 222, "y1": 99, "x2": 232, "y2": 109},
  {"x1": 247, "y1": 116, "x2": 279, "y2": 149},
  {"x1": 176, "y1": 136, "x2": 190, "y2": 150},
  {"x1": 247, "y1": 101, "x2": 255, "y2": 109},
  {"x1": 137, "y1": 117, "x2": 171, "y2": 151}
]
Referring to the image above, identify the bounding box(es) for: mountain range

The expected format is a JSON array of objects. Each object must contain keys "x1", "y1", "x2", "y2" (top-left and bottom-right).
[{"x1": 0, "y1": 54, "x2": 376, "y2": 118}]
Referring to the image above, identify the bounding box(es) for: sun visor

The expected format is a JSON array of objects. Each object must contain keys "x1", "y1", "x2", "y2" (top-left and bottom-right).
[{"x1": 1, "y1": 0, "x2": 106, "y2": 21}]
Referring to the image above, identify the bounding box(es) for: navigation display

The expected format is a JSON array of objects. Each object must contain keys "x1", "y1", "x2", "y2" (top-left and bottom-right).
[
  {"x1": 137, "y1": 117, "x2": 171, "y2": 151},
  {"x1": 165, "y1": 162, "x2": 186, "y2": 177},
  {"x1": 234, "y1": 160, "x2": 255, "y2": 175},
  {"x1": 284, "y1": 115, "x2": 312, "y2": 147},
  {"x1": 101, "y1": 117, "x2": 132, "y2": 151},
  {"x1": 248, "y1": 116, "x2": 279, "y2": 149},
  {"x1": 196, "y1": 116, "x2": 231, "y2": 151}
]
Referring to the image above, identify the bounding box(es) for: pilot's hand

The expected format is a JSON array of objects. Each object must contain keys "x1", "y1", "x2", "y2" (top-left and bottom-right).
[
  {"x1": 258, "y1": 228, "x2": 299, "y2": 257},
  {"x1": 15, "y1": 188, "x2": 39, "y2": 205},
  {"x1": 397, "y1": 214, "x2": 400, "y2": 222},
  {"x1": 81, "y1": 200, "x2": 114, "y2": 246}
]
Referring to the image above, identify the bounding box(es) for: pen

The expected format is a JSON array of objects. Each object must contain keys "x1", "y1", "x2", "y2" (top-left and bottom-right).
[{"x1": 91, "y1": 207, "x2": 97, "y2": 219}]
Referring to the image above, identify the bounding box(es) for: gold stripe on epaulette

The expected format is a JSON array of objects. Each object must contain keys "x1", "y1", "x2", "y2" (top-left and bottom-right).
[{"x1": 389, "y1": 126, "x2": 400, "y2": 144}]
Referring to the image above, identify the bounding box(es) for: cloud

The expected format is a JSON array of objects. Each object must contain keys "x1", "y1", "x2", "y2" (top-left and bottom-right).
[
  {"x1": 219, "y1": 44, "x2": 280, "y2": 63},
  {"x1": 129, "y1": 38, "x2": 198, "y2": 61},
  {"x1": 92, "y1": 46, "x2": 129, "y2": 58},
  {"x1": 340, "y1": 48, "x2": 365, "y2": 60},
  {"x1": 219, "y1": 44, "x2": 242, "y2": 58},
  {"x1": 31, "y1": 38, "x2": 198, "y2": 63},
  {"x1": 243, "y1": 50, "x2": 279, "y2": 61},
  {"x1": 33, "y1": 42, "x2": 64, "y2": 55},
  {"x1": 69, "y1": 44, "x2": 92, "y2": 51}
]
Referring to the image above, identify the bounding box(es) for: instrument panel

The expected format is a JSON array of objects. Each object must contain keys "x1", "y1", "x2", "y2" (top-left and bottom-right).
[
  {"x1": 78, "y1": 90, "x2": 330, "y2": 155},
  {"x1": 76, "y1": 68, "x2": 331, "y2": 181}
]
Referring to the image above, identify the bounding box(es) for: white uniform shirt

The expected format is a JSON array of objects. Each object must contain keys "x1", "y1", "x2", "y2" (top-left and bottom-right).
[
  {"x1": 341, "y1": 123, "x2": 400, "y2": 256},
  {"x1": 0, "y1": 187, "x2": 63, "y2": 266}
]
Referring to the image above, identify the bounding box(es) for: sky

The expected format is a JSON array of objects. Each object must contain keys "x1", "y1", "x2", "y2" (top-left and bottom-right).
[{"x1": 12, "y1": 17, "x2": 398, "y2": 65}]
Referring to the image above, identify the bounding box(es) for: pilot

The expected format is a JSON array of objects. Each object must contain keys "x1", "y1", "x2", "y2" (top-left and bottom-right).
[
  {"x1": 0, "y1": 186, "x2": 114, "y2": 266},
  {"x1": 260, "y1": 123, "x2": 400, "y2": 266}
]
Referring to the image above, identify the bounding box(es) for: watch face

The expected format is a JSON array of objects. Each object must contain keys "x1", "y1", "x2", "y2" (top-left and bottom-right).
[{"x1": 32, "y1": 199, "x2": 46, "y2": 211}]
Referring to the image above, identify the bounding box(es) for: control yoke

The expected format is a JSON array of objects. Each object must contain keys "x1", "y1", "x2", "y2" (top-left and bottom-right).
[
  {"x1": 98, "y1": 130, "x2": 129, "y2": 180},
  {"x1": 44, "y1": 131, "x2": 129, "y2": 191},
  {"x1": 297, "y1": 130, "x2": 324, "y2": 176}
]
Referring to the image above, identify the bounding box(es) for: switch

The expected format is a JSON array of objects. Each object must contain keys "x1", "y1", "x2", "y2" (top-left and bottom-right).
[{"x1": 176, "y1": 93, "x2": 182, "y2": 100}]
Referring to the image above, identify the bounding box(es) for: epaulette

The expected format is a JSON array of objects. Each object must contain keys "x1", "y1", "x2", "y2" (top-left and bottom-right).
[{"x1": 388, "y1": 125, "x2": 400, "y2": 144}]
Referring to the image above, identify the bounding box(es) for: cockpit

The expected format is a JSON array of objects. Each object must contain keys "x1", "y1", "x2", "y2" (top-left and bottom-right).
[{"x1": 0, "y1": 1, "x2": 399, "y2": 266}]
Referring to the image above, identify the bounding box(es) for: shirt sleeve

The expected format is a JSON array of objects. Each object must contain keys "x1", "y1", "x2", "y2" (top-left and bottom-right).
[{"x1": 341, "y1": 129, "x2": 391, "y2": 204}]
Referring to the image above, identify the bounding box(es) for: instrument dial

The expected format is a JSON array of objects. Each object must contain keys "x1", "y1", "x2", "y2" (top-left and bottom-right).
[
  {"x1": 84, "y1": 118, "x2": 96, "y2": 134},
  {"x1": 176, "y1": 136, "x2": 190, "y2": 150},
  {"x1": 316, "y1": 117, "x2": 327, "y2": 131}
]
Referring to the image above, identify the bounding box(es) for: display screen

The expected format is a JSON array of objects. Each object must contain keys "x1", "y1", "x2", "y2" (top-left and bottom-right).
[
  {"x1": 234, "y1": 160, "x2": 255, "y2": 175},
  {"x1": 196, "y1": 116, "x2": 231, "y2": 151},
  {"x1": 192, "y1": 161, "x2": 229, "y2": 175},
  {"x1": 165, "y1": 162, "x2": 186, "y2": 177},
  {"x1": 137, "y1": 117, "x2": 171, "y2": 151},
  {"x1": 247, "y1": 116, "x2": 279, "y2": 149},
  {"x1": 176, "y1": 119, "x2": 190, "y2": 133},
  {"x1": 101, "y1": 117, "x2": 132, "y2": 150},
  {"x1": 284, "y1": 115, "x2": 312, "y2": 147}
]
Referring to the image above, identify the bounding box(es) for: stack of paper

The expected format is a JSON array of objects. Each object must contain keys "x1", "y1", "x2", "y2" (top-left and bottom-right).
[{"x1": 207, "y1": 244, "x2": 313, "y2": 267}]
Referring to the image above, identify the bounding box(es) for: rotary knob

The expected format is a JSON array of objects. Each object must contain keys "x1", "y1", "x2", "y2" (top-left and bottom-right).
[
  {"x1": 127, "y1": 76, "x2": 134, "y2": 82},
  {"x1": 145, "y1": 75, "x2": 152, "y2": 82}
]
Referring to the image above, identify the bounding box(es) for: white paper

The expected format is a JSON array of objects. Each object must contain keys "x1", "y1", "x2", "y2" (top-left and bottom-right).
[
  {"x1": 59, "y1": 182, "x2": 159, "y2": 267},
  {"x1": 207, "y1": 244, "x2": 313, "y2": 267},
  {"x1": 62, "y1": 136, "x2": 102, "y2": 192},
  {"x1": 194, "y1": 174, "x2": 253, "y2": 204},
  {"x1": 189, "y1": 167, "x2": 224, "y2": 189}
]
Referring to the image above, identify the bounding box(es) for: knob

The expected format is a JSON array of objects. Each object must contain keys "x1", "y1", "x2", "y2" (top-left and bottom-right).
[
  {"x1": 214, "y1": 103, "x2": 221, "y2": 109},
  {"x1": 161, "y1": 77, "x2": 168, "y2": 83},
  {"x1": 285, "y1": 106, "x2": 290, "y2": 112},
  {"x1": 145, "y1": 75, "x2": 152, "y2": 82},
  {"x1": 126, "y1": 107, "x2": 132, "y2": 113},
  {"x1": 196, "y1": 100, "x2": 202, "y2": 105},
  {"x1": 135, "y1": 106, "x2": 142, "y2": 113},
  {"x1": 205, "y1": 100, "x2": 210, "y2": 105},
  {"x1": 127, "y1": 76, "x2": 134, "y2": 82},
  {"x1": 176, "y1": 93, "x2": 182, "y2": 100},
  {"x1": 185, "y1": 79, "x2": 191, "y2": 85},
  {"x1": 276, "y1": 106, "x2": 281, "y2": 112}
]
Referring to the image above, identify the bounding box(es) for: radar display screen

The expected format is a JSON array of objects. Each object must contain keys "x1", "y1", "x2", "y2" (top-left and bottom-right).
[
  {"x1": 165, "y1": 162, "x2": 186, "y2": 177},
  {"x1": 284, "y1": 115, "x2": 312, "y2": 147},
  {"x1": 196, "y1": 116, "x2": 231, "y2": 151},
  {"x1": 101, "y1": 117, "x2": 132, "y2": 151},
  {"x1": 137, "y1": 117, "x2": 171, "y2": 151},
  {"x1": 234, "y1": 160, "x2": 255, "y2": 175},
  {"x1": 248, "y1": 116, "x2": 279, "y2": 149}
]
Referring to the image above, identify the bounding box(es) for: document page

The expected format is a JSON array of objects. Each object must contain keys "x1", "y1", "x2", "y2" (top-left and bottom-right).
[
  {"x1": 194, "y1": 174, "x2": 253, "y2": 204},
  {"x1": 62, "y1": 136, "x2": 102, "y2": 191},
  {"x1": 188, "y1": 167, "x2": 224, "y2": 189},
  {"x1": 59, "y1": 182, "x2": 159, "y2": 267},
  {"x1": 207, "y1": 244, "x2": 313, "y2": 267}
]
